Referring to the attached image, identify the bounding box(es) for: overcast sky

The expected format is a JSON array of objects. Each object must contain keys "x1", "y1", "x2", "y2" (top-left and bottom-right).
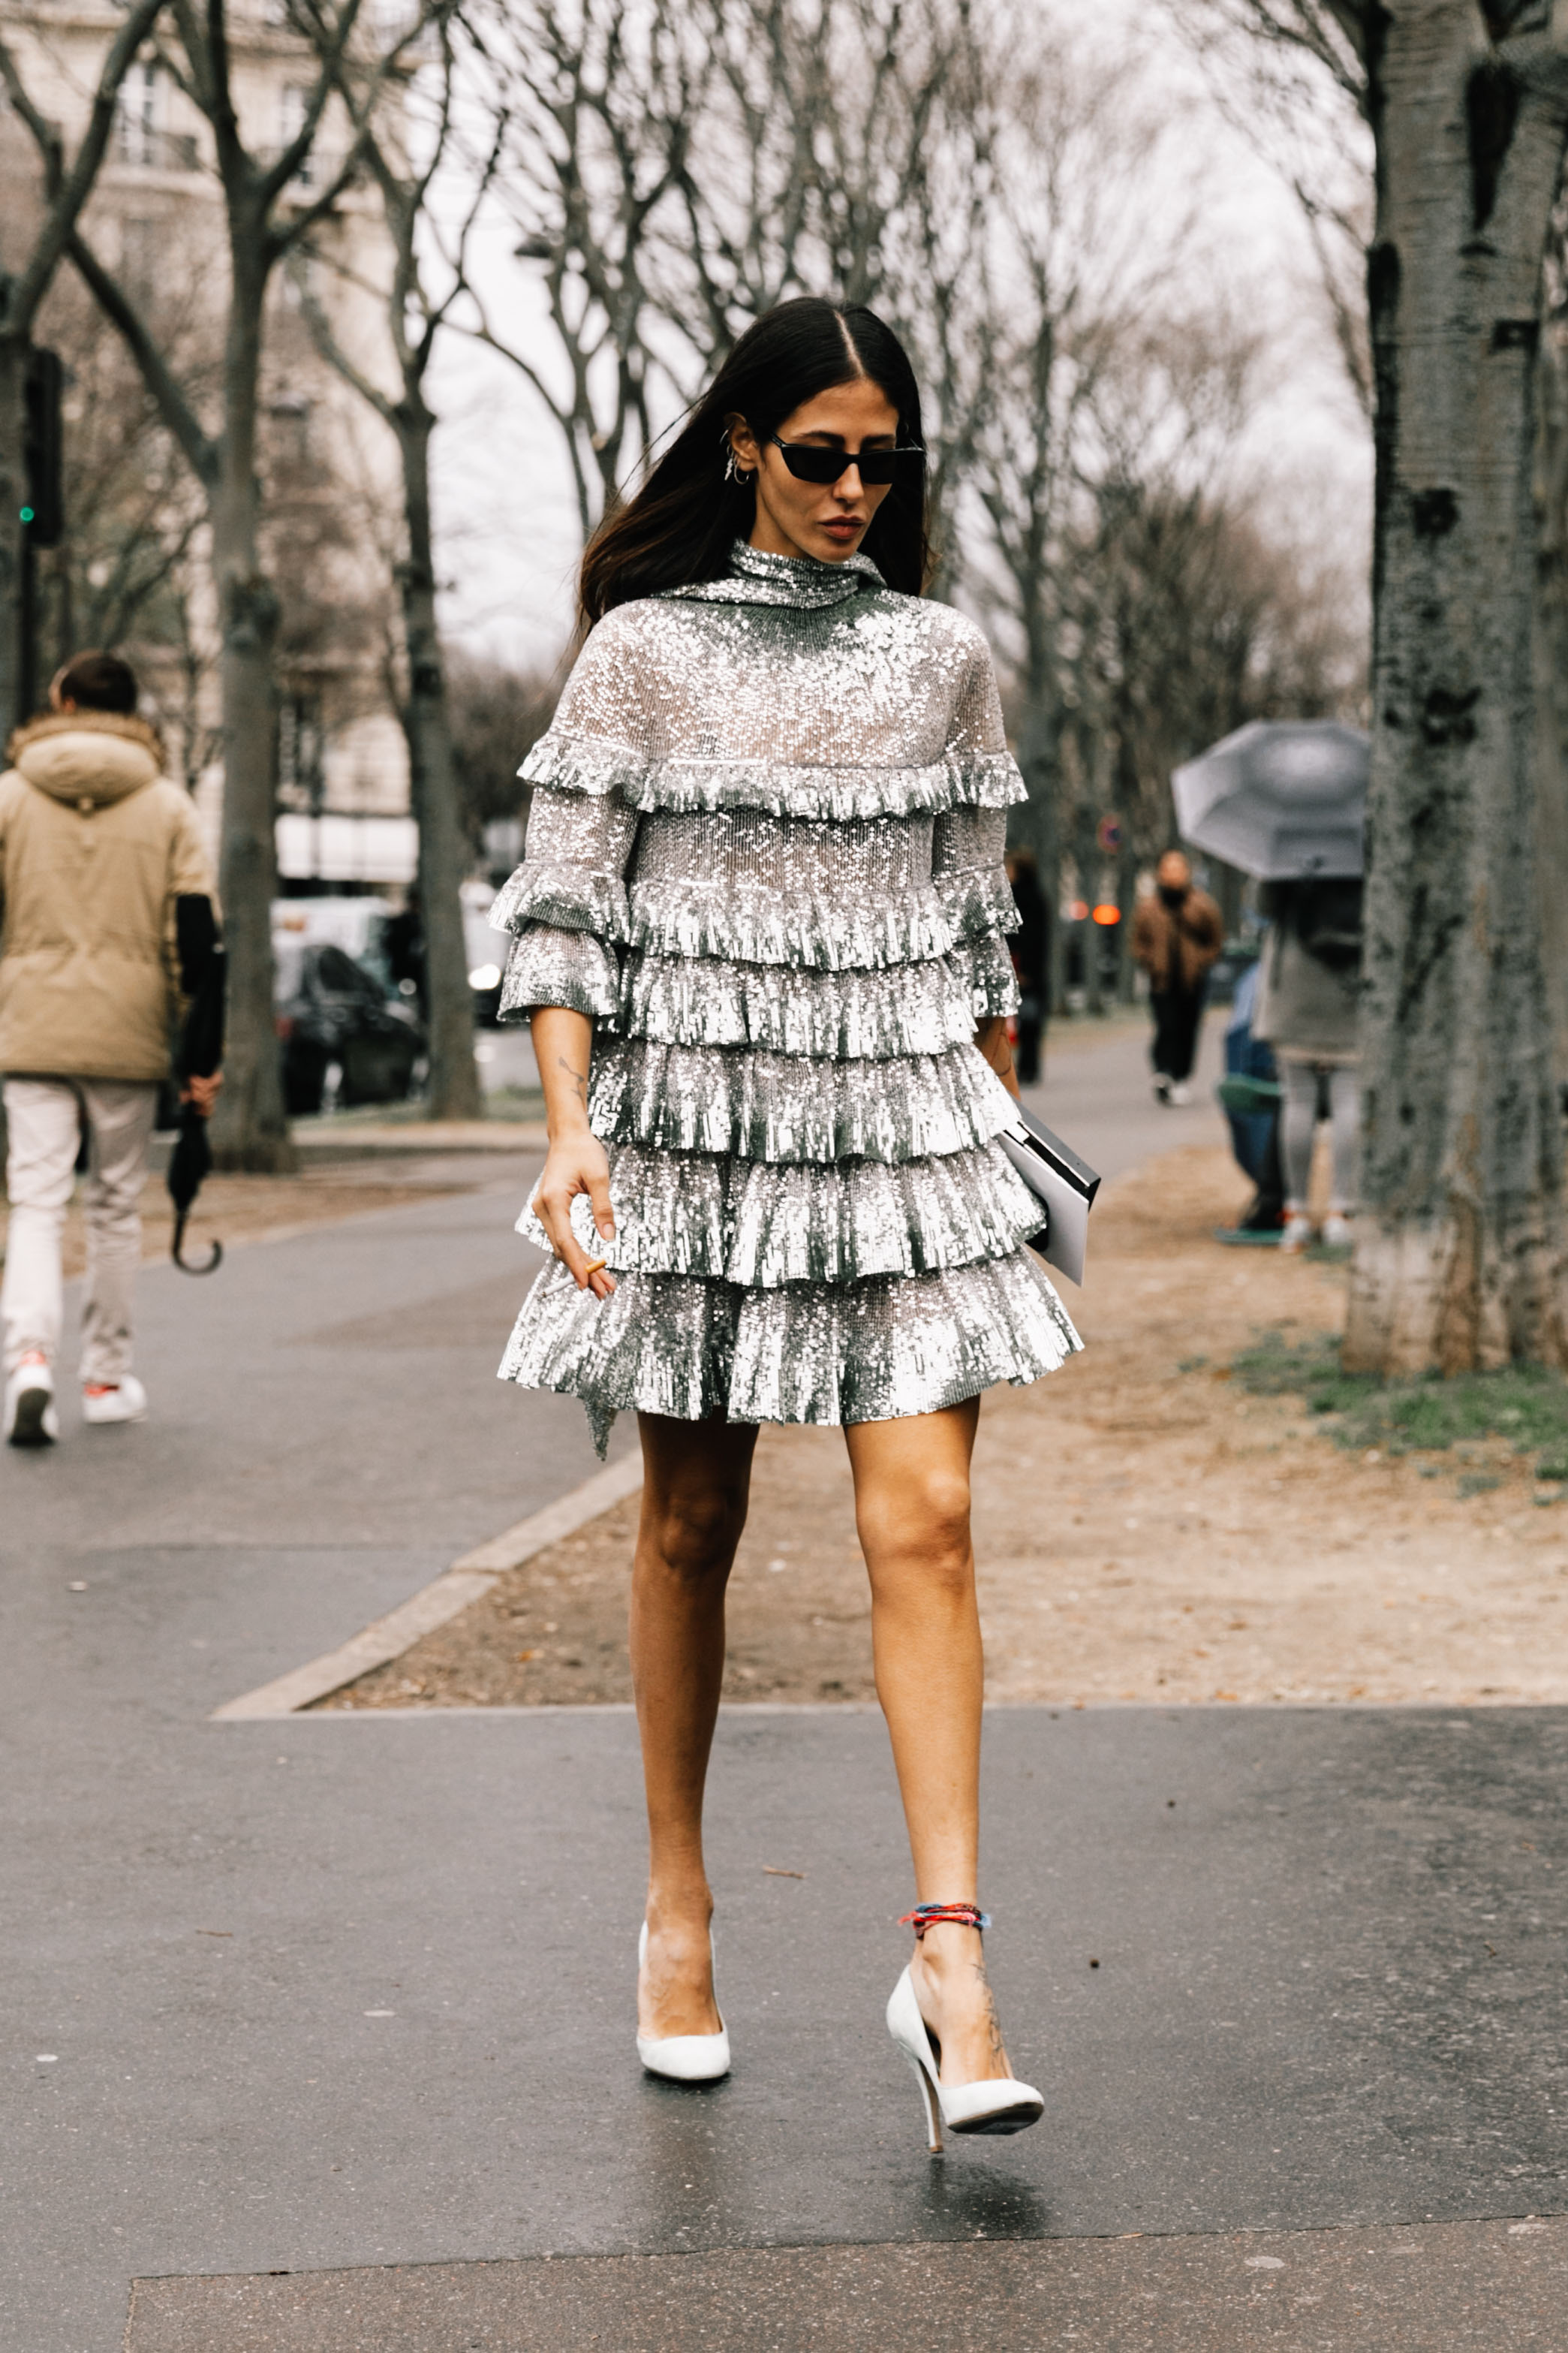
[{"x1": 425, "y1": 0, "x2": 1373, "y2": 682}]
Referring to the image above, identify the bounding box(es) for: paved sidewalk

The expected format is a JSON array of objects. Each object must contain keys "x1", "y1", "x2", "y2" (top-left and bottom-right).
[
  {"x1": 5, "y1": 1030, "x2": 1563, "y2": 2351},
  {"x1": 1026, "y1": 1005, "x2": 1229, "y2": 1183}
]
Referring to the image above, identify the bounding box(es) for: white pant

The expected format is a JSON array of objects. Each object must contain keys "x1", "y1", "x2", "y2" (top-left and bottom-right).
[
  {"x1": 1280, "y1": 1060, "x2": 1359, "y2": 1216},
  {"x1": 2, "y1": 1077, "x2": 158, "y2": 1385}
]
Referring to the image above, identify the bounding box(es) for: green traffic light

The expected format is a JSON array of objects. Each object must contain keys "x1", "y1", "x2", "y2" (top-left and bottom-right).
[{"x1": 20, "y1": 506, "x2": 35, "y2": 524}]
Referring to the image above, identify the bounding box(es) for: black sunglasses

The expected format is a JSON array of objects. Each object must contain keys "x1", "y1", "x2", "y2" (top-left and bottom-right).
[{"x1": 764, "y1": 433, "x2": 926, "y2": 486}]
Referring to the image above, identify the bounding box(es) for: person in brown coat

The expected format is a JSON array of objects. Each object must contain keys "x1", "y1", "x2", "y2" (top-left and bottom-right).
[
  {"x1": 1131, "y1": 849, "x2": 1223, "y2": 1104},
  {"x1": 0, "y1": 652, "x2": 220, "y2": 1445}
]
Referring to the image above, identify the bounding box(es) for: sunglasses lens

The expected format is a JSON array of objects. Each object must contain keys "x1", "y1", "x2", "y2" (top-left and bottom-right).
[
  {"x1": 775, "y1": 444, "x2": 919, "y2": 484},
  {"x1": 778, "y1": 447, "x2": 850, "y2": 483}
]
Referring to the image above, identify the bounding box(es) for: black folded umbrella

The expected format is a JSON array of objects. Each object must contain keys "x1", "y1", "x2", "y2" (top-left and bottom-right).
[{"x1": 168, "y1": 902, "x2": 225, "y2": 1275}]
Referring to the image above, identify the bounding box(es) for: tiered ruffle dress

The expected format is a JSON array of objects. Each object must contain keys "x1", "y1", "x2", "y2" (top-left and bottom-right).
[{"x1": 494, "y1": 540, "x2": 1081, "y2": 1455}]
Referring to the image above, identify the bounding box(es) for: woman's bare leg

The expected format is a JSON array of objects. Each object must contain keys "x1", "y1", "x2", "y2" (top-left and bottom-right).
[
  {"x1": 846, "y1": 1397, "x2": 1013, "y2": 2087},
  {"x1": 632, "y1": 1410, "x2": 758, "y2": 2040}
]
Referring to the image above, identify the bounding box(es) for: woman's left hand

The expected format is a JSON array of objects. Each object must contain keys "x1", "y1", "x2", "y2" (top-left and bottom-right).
[{"x1": 974, "y1": 1017, "x2": 1019, "y2": 1100}]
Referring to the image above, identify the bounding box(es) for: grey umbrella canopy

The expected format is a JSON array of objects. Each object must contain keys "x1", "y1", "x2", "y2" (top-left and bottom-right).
[{"x1": 1171, "y1": 720, "x2": 1368, "y2": 880}]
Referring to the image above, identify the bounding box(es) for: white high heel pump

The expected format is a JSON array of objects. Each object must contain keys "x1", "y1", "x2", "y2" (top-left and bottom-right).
[
  {"x1": 636, "y1": 1921, "x2": 730, "y2": 2083},
  {"x1": 886, "y1": 1904, "x2": 1043, "y2": 2153}
]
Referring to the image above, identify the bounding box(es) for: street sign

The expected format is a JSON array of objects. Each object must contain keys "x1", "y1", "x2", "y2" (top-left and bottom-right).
[{"x1": 1096, "y1": 814, "x2": 1123, "y2": 854}]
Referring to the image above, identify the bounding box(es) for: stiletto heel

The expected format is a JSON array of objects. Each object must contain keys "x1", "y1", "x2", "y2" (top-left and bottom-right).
[
  {"x1": 885, "y1": 1905, "x2": 1043, "y2": 2150},
  {"x1": 636, "y1": 1920, "x2": 730, "y2": 2083},
  {"x1": 901, "y1": 2032, "x2": 944, "y2": 2153}
]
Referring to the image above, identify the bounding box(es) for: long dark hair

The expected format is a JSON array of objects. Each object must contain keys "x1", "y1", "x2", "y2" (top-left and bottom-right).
[{"x1": 580, "y1": 298, "x2": 930, "y2": 623}]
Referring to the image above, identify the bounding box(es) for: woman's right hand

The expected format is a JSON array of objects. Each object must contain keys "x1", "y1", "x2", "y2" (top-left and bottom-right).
[{"x1": 534, "y1": 1130, "x2": 617, "y2": 1300}]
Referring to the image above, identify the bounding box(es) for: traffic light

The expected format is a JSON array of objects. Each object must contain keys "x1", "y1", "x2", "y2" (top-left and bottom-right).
[{"x1": 23, "y1": 346, "x2": 63, "y2": 548}]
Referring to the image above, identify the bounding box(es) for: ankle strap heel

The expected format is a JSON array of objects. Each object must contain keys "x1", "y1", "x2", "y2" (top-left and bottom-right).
[{"x1": 898, "y1": 1903, "x2": 992, "y2": 1936}]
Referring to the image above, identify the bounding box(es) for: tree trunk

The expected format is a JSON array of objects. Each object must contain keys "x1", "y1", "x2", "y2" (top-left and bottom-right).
[
  {"x1": 1533, "y1": 318, "x2": 1568, "y2": 1085},
  {"x1": 1079, "y1": 809, "x2": 1105, "y2": 1017},
  {"x1": 0, "y1": 337, "x2": 30, "y2": 737},
  {"x1": 397, "y1": 406, "x2": 480, "y2": 1122},
  {"x1": 1115, "y1": 842, "x2": 1138, "y2": 1005},
  {"x1": 208, "y1": 528, "x2": 293, "y2": 1172},
  {"x1": 1013, "y1": 694, "x2": 1058, "y2": 1057},
  {"x1": 206, "y1": 267, "x2": 294, "y2": 1174},
  {"x1": 1345, "y1": 8, "x2": 1568, "y2": 1374}
]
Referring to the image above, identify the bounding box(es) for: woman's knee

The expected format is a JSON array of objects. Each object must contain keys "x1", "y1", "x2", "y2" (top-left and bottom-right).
[
  {"x1": 859, "y1": 1466, "x2": 973, "y2": 1590},
  {"x1": 643, "y1": 1477, "x2": 749, "y2": 1582}
]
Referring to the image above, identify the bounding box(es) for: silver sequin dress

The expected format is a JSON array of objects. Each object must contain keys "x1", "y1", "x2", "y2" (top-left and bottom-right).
[{"x1": 494, "y1": 540, "x2": 1082, "y2": 1454}]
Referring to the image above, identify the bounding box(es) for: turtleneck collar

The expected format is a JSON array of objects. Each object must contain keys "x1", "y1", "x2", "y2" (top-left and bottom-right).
[{"x1": 663, "y1": 538, "x2": 885, "y2": 610}]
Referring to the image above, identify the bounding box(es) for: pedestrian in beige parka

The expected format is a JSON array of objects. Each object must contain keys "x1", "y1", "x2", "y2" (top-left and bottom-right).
[{"x1": 0, "y1": 651, "x2": 220, "y2": 1446}]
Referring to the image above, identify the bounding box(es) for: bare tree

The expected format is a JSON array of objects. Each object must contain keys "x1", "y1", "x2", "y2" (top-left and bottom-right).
[
  {"x1": 38, "y1": 1, "x2": 426, "y2": 1170},
  {"x1": 1197, "y1": 2, "x2": 1568, "y2": 1376},
  {"x1": 461, "y1": 0, "x2": 992, "y2": 559},
  {"x1": 962, "y1": 32, "x2": 1198, "y2": 1016},
  {"x1": 460, "y1": 0, "x2": 701, "y2": 546},
  {"x1": 446, "y1": 649, "x2": 558, "y2": 851},
  {"x1": 1169, "y1": 0, "x2": 1374, "y2": 414},
  {"x1": 1536, "y1": 203, "x2": 1568, "y2": 1105},
  {"x1": 22, "y1": 243, "x2": 217, "y2": 744},
  {"x1": 0, "y1": 0, "x2": 169, "y2": 731},
  {"x1": 291, "y1": 6, "x2": 490, "y2": 1119}
]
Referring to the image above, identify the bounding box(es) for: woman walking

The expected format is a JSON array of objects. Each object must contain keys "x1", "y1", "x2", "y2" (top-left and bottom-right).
[
  {"x1": 1253, "y1": 876, "x2": 1363, "y2": 1251},
  {"x1": 494, "y1": 298, "x2": 1080, "y2": 2150}
]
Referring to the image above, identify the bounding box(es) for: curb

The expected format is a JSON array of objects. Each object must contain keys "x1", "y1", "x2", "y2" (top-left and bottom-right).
[
  {"x1": 141, "y1": 1122, "x2": 549, "y2": 1176},
  {"x1": 291, "y1": 1122, "x2": 549, "y2": 1161},
  {"x1": 210, "y1": 1451, "x2": 645, "y2": 1720}
]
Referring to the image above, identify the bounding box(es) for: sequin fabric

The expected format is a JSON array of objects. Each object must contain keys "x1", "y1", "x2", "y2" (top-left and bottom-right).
[{"x1": 495, "y1": 540, "x2": 1082, "y2": 1454}]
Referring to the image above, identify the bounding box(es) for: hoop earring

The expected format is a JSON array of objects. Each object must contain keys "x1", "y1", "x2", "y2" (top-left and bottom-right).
[{"x1": 724, "y1": 451, "x2": 754, "y2": 485}]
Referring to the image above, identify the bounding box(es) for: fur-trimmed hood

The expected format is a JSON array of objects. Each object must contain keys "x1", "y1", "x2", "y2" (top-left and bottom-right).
[{"x1": 5, "y1": 710, "x2": 167, "y2": 809}]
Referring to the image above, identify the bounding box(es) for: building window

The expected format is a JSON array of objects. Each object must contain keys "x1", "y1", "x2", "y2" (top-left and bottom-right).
[
  {"x1": 269, "y1": 393, "x2": 312, "y2": 465},
  {"x1": 116, "y1": 62, "x2": 161, "y2": 165},
  {"x1": 369, "y1": 0, "x2": 418, "y2": 41},
  {"x1": 119, "y1": 217, "x2": 161, "y2": 299},
  {"x1": 114, "y1": 63, "x2": 196, "y2": 170},
  {"x1": 279, "y1": 83, "x2": 312, "y2": 182},
  {"x1": 278, "y1": 693, "x2": 325, "y2": 813}
]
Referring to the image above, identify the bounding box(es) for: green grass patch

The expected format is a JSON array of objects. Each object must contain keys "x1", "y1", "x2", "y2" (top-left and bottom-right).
[{"x1": 1229, "y1": 1332, "x2": 1568, "y2": 1474}]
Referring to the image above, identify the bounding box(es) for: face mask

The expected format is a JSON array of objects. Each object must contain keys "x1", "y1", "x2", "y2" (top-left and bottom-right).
[{"x1": 1159, "y1": 884, "x2": 1187, "y2": 909}]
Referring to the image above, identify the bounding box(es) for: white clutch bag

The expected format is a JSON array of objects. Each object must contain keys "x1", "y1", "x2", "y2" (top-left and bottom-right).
[{"x1": 998, "y1": 1104, "x2": 1101, "y2": 1287}]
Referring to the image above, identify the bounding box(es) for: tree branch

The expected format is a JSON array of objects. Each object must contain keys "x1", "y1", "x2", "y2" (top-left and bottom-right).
[
  {"x1": 287, "y1": 256, "x2": 393, "y2": 419},
  {"x1": 254, "y1": 0, "x2": 366, "y2": 209},
  {"x1": 66, "y1": 231, "x2": 218, "y2": 484},
  {"x1": 0, "y1": 0, "x2": 170, "y2": 334}
]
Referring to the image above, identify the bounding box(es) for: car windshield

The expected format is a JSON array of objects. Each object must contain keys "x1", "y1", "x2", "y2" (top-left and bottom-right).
[{"x1": 315, "y1": 945, "x2": 382, "y2": 1002}]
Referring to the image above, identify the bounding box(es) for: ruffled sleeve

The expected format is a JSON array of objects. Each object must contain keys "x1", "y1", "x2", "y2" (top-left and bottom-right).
[
  {"x1": 489, "y1": 622, "x2": 646, "y2": 1023},
  {"x1": 934, "y1": 632, "x2": 1022, "y2": 1018}
]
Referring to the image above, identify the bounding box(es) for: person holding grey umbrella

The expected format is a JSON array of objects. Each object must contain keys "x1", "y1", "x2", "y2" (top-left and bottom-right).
[
  {"x1": 1170, "y1": 719, "x2": 1368, "y2": 1251},
  {"x1": 1253, "y1": 878, "x2": 1362, "y2": 1251},
  {"x1": 0, "y1": 652, "x2": 220, "y2": 1447}
]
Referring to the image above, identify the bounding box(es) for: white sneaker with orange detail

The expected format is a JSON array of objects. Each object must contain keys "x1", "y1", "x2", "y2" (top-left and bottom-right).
[{"x1": 81, "y1": 1374, "x2": 149, "y2": 1426}]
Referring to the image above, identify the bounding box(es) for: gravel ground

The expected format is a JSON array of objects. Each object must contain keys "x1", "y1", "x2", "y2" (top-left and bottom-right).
[{"x1": 324, "y1": 1143, "x2": 1568, "y2": 1712}]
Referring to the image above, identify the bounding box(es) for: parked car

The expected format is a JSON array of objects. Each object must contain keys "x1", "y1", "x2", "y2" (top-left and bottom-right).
[
  {"x1": 272, "y1": 895, "x2": 396, "y2": 985},
  {"x1": 462, "y1": 879, "x2": 513, "y2": 1026},
  {"x1": 274, "y1": 938, "x2": 424, "y2": 1116}
]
